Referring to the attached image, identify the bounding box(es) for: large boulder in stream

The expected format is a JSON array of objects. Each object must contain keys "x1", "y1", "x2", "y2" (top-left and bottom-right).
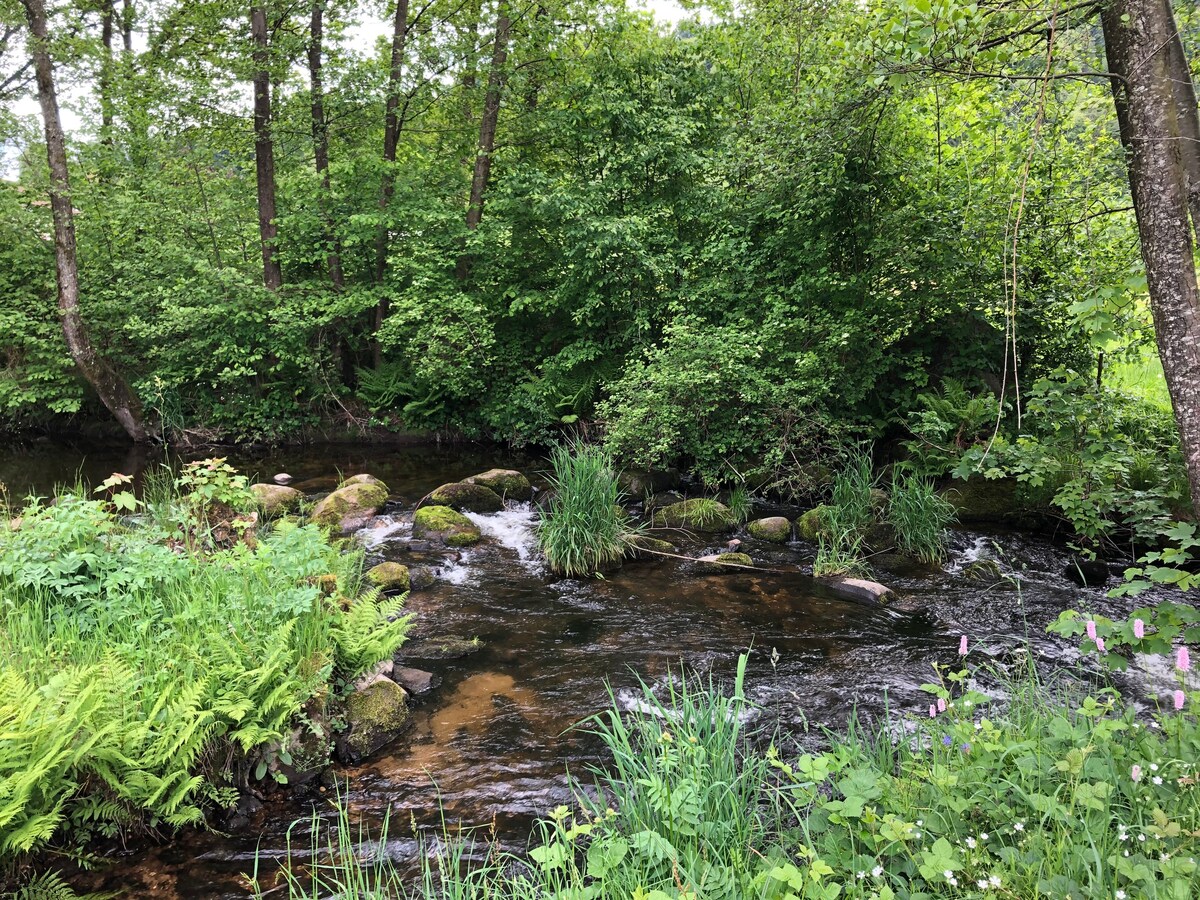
[
  {"x1": 418, "y1": 481, "x2": 504, "y2": 514},
  {"x1": 465, "y1": 469, "x2": 532, "y2": 501},
  {"x1": 617, "y1": 468, "x2": 681, "y2": 499},
  {"x1": 336, "y1": 677, "x2": 410, "y2": 763},
  {"x1": 796, "y1": 505, "x2": 834, "y2": 542},
  {"x1": 412, "y1": 505, "x2": 482, "y2": 546},
  {"x1": 651, "y1": 498, "x2": 735, "y2": 532},
  {"x1": 251, "y1": 483, "x2": 302, "y2": 518},
  {"x1": 310, "y1": 478, "x2": 390, "y2": 533},
  {"x1": 818, "y1": 576, "x2": 894, "y2": 605},
  {"x1": 747, "y1": 516, "x2": 792, "y2": 543},
  {"x1": 367, "y1": 562, "x2": 411, "y2": 593}
]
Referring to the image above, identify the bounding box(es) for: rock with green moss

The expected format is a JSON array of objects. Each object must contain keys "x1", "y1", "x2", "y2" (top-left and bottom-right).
[
  {"x1": 695, "y1": 552, "x2": 754, "y2": 574},
  {"x1": 311, "y1": 480, "x2": 390, "y2": 532},
  {"x1": 401, "y1": 635, "x2": 485, "y2": 661},
  {"x1": 366, "y1": 562, "x2": 411, "y2": 592},
  {"x1": 624, "y1": 534, "x2": 675, "y2": 560},
  {"x1": 337, "y1": 677, "x2": 409, "y2": 763},
  {"x1": 796, "y1": 505, "x2": 834, "y2": 541},
  {"x1": 419, "y1": 482, "x2": 504, "y2": 513},
  {"x1": 617, "y1": 468, "x2": 681, "y2": 498},
  {"x1": 747, "y1": 516, "x2": 792, "y2": 543},
  {"x1": 465, "y1": 469, "x2": 532, "y2": 501},
  {"x1": 942, "y1": 477, "x2": 1023, "y2": 524},
  {"x1": 651, "y1": 498, "x2": 735, "y2": 532},
  {"x1": 412, "y1": 505, "x2": 482, "y2": 546},
  {"x1": 251, "y1": 483, "x2": 302, "y2": 518},
  {"x1": 338, "y1": 473, "x2": 386, "y2": 490}
]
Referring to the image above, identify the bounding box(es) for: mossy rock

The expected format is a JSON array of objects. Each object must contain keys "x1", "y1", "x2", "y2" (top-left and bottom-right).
[
  {"x1": 412, "y1": 505, "x2": 482, "y2": 546},
  {"x1": 401, "y1": 635, "x2": 484, "y2": 661},
  {"x1": 251, "y1": 483, "x2": 302, "y2": 518},
  {"x1": 942, "y1": 476, "x2": 1023, "y2": 524},
  {"x1": 339, "y1": 678, "x2": 409, "y2": 762},
  {"x1": 311, "y1": 480, "x2": 390, "y2": 531},
  {"x1": 624, "y1": 534, "x2": 675, "y2": 560},
  {"x1": 420, "y1": 481, "x2": 504, "y2": 513},
  {"x1": 651, "y1": 498, "x2": 735, "y2": 532},
  {"x1": 408, "y1": 566, "x2": 436, "y2": 591},
  {"x1": 695, "y1": 552, "x2": 754, "y2": 574},
  {"x1": 863, "y1": 522, "x2": 896, "y2": 552},
  {"x1": 367, "y1": 562, "x2": 411, "y2": 592},
  {"x1": 338, "y1": 473, "x2": 386, "y2": 490},
  {"x1": 747, "y1": 516, "x2": 792, "y2": 543},
  {"x1": 869, "y1": 488, "x2": 890, "y2": 515},
  {"x1": 962, "y1": 559, "x2": 1003, "y2": 582},
  {"x1": 465, "y1": 469, "x2": 532, "y2": 501},
  {"x1": 796, "y1": 505, "x2": 834, "y2": 542},
  {"x1": 617, "y1": 468, "x2": 681, "y2": 498}
]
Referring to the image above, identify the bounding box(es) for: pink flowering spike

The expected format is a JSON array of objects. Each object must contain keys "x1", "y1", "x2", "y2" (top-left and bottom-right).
[
  {"x1": 959, "y1": 635, "x2": 968, "y2": 655},
  {"x1": 1096, "y1": 637, "x2": 1106, "y2": 654},
  {"x1": 1133, "y1": 619, "x2": 1145, "y2": 640},
  {"x1": 937, "y1": 697, "x2": 947, "y2": 712},
  {"x1": 1086, "y1": 620, "x2": 1097, "y2": 640},
  {"x1": 929, "y1": 704, "x2": 937, "y2": 718},
  {"x1": 1131, "y1": 764, "x2": 1142, "y2": 782},
  {"x1": 1178, "y1": 646, "x2": 1192, "y2": 672},
  {"x1": 1174, "y1": 690, "x2": 1186, "y2": 711}
]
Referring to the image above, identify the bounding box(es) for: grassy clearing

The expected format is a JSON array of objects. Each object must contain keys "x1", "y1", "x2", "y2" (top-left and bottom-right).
[
  {"x1": 272, "y1": 644, "x2": 1200, "y2": 899},
  {"x1": 537, "y1": 443, "x2": 629, "y2": 577},
  {"x1": 0, "y1": 463, "x2": 410, "y2": 864}
]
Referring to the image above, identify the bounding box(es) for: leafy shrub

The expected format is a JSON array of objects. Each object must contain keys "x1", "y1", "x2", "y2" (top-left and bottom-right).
[{"x1": 538, "y1": 443, "x2": 628, "y2": 577}]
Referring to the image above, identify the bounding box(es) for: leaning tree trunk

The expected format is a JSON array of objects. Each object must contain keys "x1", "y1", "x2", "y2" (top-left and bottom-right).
[
  {"x1": 1162, "y1": 1, "x2": 1200, "y2": 250},
  {"x1": 456, "y1": 4, "x2": 509, "y2": 279},
  {"x1": 22, "y1": 0, "x2": 147, "y2": 441},
  {"x1": 251, "y1": 3, "x2": 282, "y2": 291},
  {"x1": 309, "y1": 0, "x2": 344, "y2": 290},
  {"x1": 1103, "y1": 0, "x2": 1200, "y2": 520}
]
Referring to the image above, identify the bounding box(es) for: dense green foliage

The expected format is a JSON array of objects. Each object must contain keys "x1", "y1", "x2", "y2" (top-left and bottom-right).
[
  {"x1": 0, "y1": 468, "x2": 410, "y2": 859},
  {"x1": 537, "y1": 442, "x2": 628, "y2": 577},
  {"x1": 0, "y1": 0, "x2": 1180, "y2": 490},
  {"x1": 270, "y1": 646, "x2": 1200, "y2": 899}
]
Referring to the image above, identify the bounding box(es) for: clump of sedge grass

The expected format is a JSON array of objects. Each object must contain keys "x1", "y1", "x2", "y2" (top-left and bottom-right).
[
  {"x1": 538, "y1": 442, "x2": 628, "y2": 577},
  {"x1": 887, "y1": 471, "x2": 957, "y2": 564}
]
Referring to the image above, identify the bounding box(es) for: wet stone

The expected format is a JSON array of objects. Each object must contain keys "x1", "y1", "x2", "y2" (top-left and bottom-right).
[{"x1": 394, "y1": 666, "x2": 436, "y2": 694}]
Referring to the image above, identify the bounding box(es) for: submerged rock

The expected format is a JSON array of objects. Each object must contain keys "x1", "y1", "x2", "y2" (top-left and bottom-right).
[
  {"x1": 366, "y1": 561, "x2": 411, "y2": 592},
  {"x1": 1065, "y1": 556, "x2": 1109, "y2": 587},
  {"x1": 337, "y1": 677, "x2": 410, "y2": 763},
  {"x1": 465, "y1": 469, "x2": 532, "y2": 501},
  {"x1": 401, "y1": 635, "x2": 484, "y2": 661},
  {"x1": 747, "y1": 516, "x2": 792, "y2": 543},
  {"x1": 311, "y1": 479, "x2": 390, "y2": 533},
  {"x1": 251, "y1": 483, "x2": 302, "y2": 517},
  {"x1": 652, "y1": 498, "x2": 735, "y2": 532},
  {"x1": 624, "y1": 534, "x2": 675, "y2": 560},
  {"x1": 695, "y1": 552, "x2": 754, "y2": 574},
  {"x1": 412, "y1": 505, "x2": 482, "y2": 546},
  {"x1": 418, "y1": 481, "x2": 504, "y2": 514}
]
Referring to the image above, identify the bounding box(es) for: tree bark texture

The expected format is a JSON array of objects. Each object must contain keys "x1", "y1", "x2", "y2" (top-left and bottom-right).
[
  {"x1": 1102, "y1": 0, "x2": 1200, "y2": 519},
  {"x1": 22, "y1": 0, "x2": 147, "y2": 441},
  {"x1": 465, "y1": 6, "x2": 510, "y2": 232},
  {"x1": 100, "y1": 0, "x2": 114, "y2": 137},
  {"x1": 252, "y1": 3, "x2": 282, "y2": 291},
  {"x1": 309, "y1": 0, "x2": 344, "y2": 290}
]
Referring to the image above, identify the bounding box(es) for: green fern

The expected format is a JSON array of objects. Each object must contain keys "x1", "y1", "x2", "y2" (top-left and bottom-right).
[{"x1": 331, "y1": 589, "x2": 412, "y2": 675}]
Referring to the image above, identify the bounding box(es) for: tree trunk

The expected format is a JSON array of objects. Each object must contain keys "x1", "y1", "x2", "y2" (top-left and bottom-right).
[
  {"x1": 309, "y1": 0, "x2": 344, "y2": 290},
  {"x1": 21, "y1": 0, "x2": 147, "y2": 442},
  {"x1": 1103, "y1": 0, "x2": 1200, "y2": 519},
  {"x1": 99, "y1": 0, "x2": 114, "y2": 138},
  {"x1": 1162, "y1": 0, "x2": 1200, "y2": 247},
  {"x1": 252, "y1": 3, "x2": 282, "y2": 291},
  {"x1": 121, "y1": 0, "x2": 133, "y2": 51},
  {"x1": 457, "y1": 5, "x2": 509, "y2": 278},
  {"x1": 371, "y1": 0, "x2": 411, "y2": 366}
]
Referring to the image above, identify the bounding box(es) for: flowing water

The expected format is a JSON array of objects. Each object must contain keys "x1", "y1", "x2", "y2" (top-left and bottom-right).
[{"x1": 0, "y1": 442, "x2": 1151, "y2": 898}]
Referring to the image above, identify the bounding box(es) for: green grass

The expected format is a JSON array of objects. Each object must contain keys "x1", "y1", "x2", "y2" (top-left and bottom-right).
[
  {"x1": 727, "y1": 486, "x2": 753, "y2": 525},
  {"x1": 270, "y1": 648, "x2": 1200, "y2": 900},
  {"x1": 886, "y1": 472, "x2": 957, "y2": 564},
  {"x1": 1108, "y1": 347, "x2": 1173, "y2": 412},
  {"x1": 538, "y1": 442, "x2": 629, "y2": 577}
]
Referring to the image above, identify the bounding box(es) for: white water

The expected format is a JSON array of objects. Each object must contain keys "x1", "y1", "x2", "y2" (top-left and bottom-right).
[
  {"x1": 464, "y1": 503, "x2": 544, "y2": 573},
  {"x1": 355, "y1": 515, "x2": 411, "y2": 550}
]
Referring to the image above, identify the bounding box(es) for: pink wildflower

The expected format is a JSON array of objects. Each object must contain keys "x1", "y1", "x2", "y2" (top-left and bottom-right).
[
  {"x1": 929, "y1": 704, "x2": 937, "y2": 718},
  {"x1": 1086, "y1": 620, "x2": 1097, "y2": 640},
  {"x1": 938, "y1": 697, "x2": 947, "y2": 712},
  {"x1": 1178, "y1": 646, "x2": 1191, "y2": 672},
  {"x1": 1131, "y1": 764, "x2": 1142, "y2": 782},
  {"x1": 1133, "y1": 619, "x2": 1145, "y2": 640},
  {"x1": 959, "y1": 635, "x2": 968, "y2": 655},
  {"x1": 1096, "y1": 637, "x2": 1106, "y2": 654},
  {"x1": 1174, "y1": 690, "x2": 1186, "y2": 711}
]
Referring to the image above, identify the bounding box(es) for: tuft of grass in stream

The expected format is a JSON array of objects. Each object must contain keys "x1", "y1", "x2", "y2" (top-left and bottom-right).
[
  {"x1": 273, "y1": 647, "x2": 1200, "y2": 899},
  {"x1": 537, "y1": 442, "x2": 629, "y2": 577}
]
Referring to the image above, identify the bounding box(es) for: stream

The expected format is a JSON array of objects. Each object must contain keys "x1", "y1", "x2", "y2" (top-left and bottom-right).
[{"x1": 0, "y1": 441, "x2": 1150, "y2": 898}]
